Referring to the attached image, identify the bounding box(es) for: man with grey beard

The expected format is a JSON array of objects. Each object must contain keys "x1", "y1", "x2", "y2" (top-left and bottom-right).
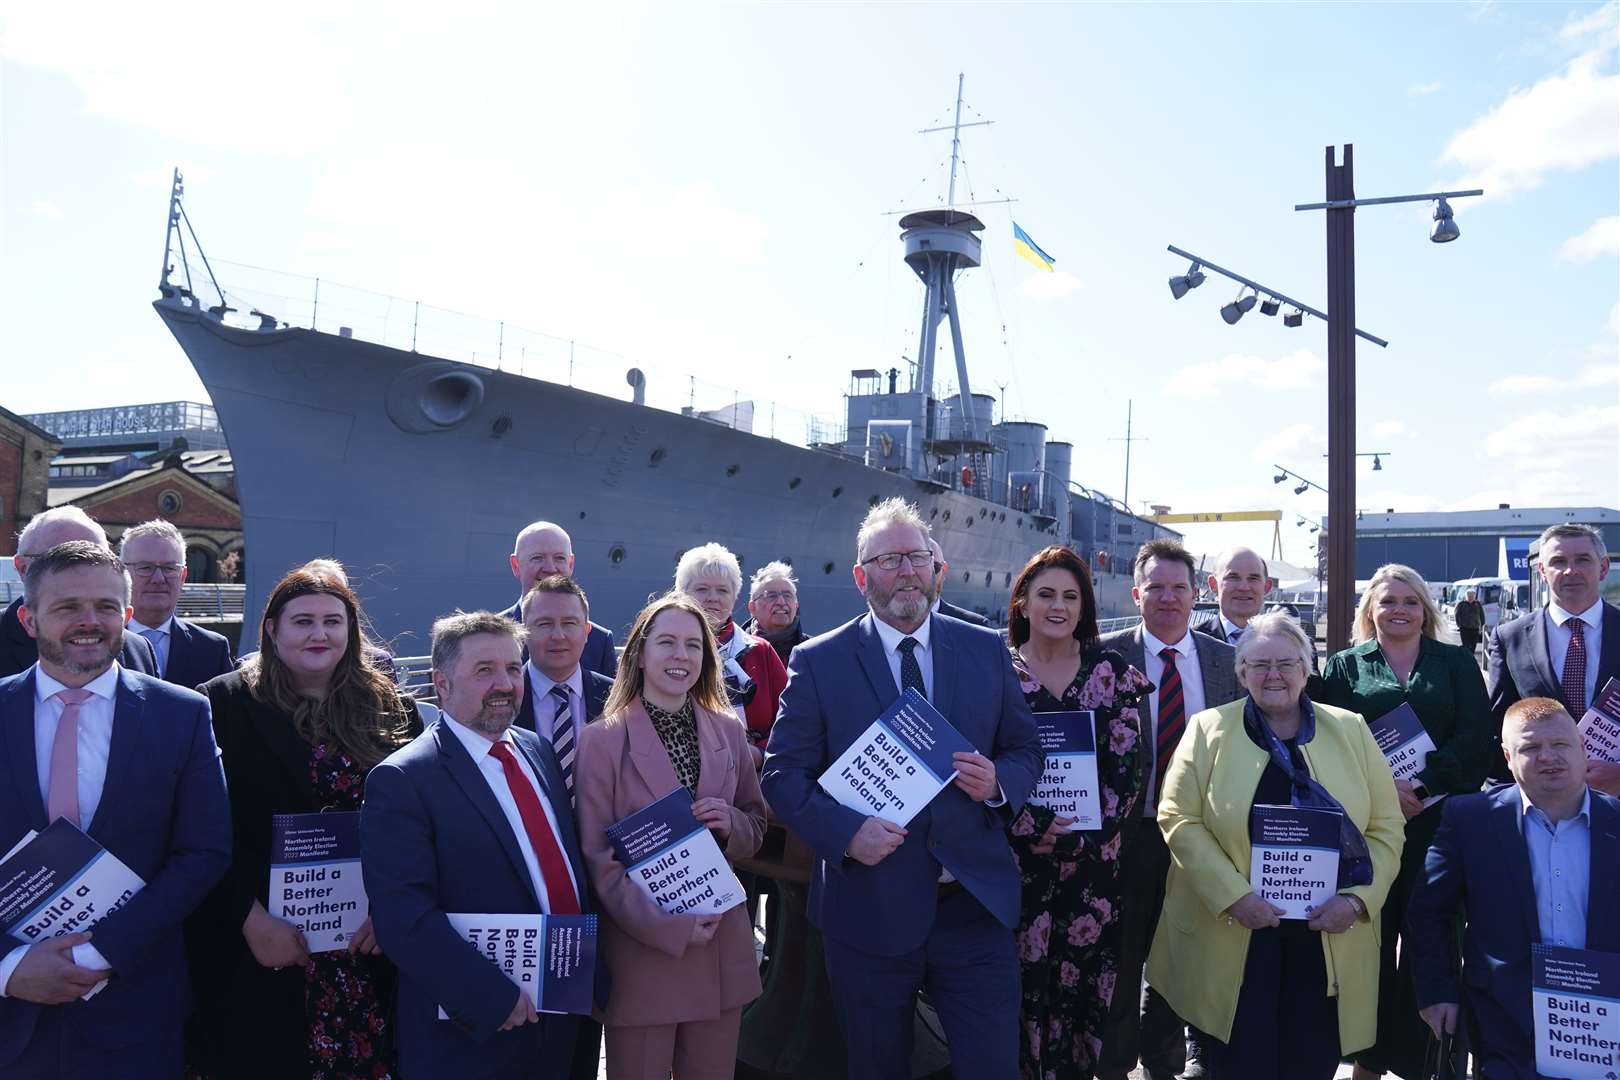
[
  {"x1": 763, "y1": 497, "x2": 1041, "y2": 1080},
  {"x1": 361, "y1": 611, "x2": 596, "y2": 1080}
]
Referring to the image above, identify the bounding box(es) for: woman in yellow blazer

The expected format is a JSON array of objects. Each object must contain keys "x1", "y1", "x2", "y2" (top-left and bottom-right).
[
  {"x1": 1145, "y1": 613, "x2": 1404, "y2": 1080},
  {"x1": 576, "y1": 592, "x2": 767, "y2": 1080}
]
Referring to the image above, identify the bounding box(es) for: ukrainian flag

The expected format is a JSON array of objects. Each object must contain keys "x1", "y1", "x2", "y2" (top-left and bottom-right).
[{"x1": 1013, "y1": 222, "x2": 1055, "y2": 272}]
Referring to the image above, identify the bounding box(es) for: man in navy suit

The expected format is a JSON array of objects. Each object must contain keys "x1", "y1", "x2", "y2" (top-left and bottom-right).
[
  {"x1": 1487, "y1": 523, "x2": 1620, "y2": 791},
  {"x1": 926, "y1": 538, "x2": 991, "y2": 627},
  {"x1": 763, "y1": 498, "x2": 1042, "y2": 1080},
  {"x1": 500, "y1": 520, "x2": 617, "y2": 679},
  {"x1": 1408, "y1": 697, "x2": 1620, "y2": 1078},
  {"x1": 362, "y1": 610, "x2": 594, "y2": 1080},
  {"x1": 0, "y1": 541, "x2": 231, "y2": 1078},
  {"x1": 117, "y1": 520, "x2": 236, "y2": 690},
  {"x1": 1, "y1": 508, "x2": 155, "y2": 679}
]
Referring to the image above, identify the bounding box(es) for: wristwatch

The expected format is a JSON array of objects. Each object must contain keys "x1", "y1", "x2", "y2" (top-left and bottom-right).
[{"x1": 1340, "y1": 893, "x2": 1368, "y2": 920}]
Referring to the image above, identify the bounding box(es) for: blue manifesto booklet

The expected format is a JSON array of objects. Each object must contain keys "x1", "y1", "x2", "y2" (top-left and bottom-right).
[
  {"x1": 442, "y1": 913, "x2": 598, "y2": 1016},
  {"x1": 1248, "y1": 805, "x2": 1342, "y2": 920},
  {"x1": 605, "y1": 788, "x2": 746, "y2": 916},
  {"x1": 1028, "y1": 710, "x2": 1101, "y2": 831},
  {"x1": 269, "y1": 811, "x2": 367, "y2": 953},
  {"x1": 1532, "y1": 943, "x2": 1620, "y2": 1078},
  {"x1": 0, "y1": 818, "x2": 144, "y2": 946},
  {"x1": 817, "y1": 686, "x2": 976, "y2": 827}
]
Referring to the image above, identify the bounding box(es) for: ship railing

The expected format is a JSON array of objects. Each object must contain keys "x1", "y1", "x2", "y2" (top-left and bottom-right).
[
  {"x1": 1096, "y1": 616, "x2": 1142, "y2": 635},
  {"x1": 197, "y1": 259, "x2": 845, "y2": 454},
  {"x1": 0, "y1": 581, "x2": 244, "y2": 618}
]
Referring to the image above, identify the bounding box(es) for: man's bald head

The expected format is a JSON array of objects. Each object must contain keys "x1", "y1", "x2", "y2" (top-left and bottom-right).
[
  {"x1": 927, "y1": 537, "x2": 949, "y2": 595},
  {"x1": 14, "y1": 507, "x2": 109, "y2": 575},
  {"x1": 510, "y1": 521, "x2": 575, "y2": 591},
  {"x1": 1208, "y1": 546, "x2": 1273, "y2": 627}
]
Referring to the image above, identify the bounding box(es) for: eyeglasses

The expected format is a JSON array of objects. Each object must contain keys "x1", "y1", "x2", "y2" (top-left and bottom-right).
[
  {"x1": 1244, "y1": 659, "x2": 1304, "y2": 675},
  {"x1": 859, "y1": 550, "x2": 936, "y2": 572},
  {"x1": 125, "y1": 562, "x2": 185, "y2": 579},
  {"x1": 756, "y1": 589, "x2": 796, "y2": 603}
]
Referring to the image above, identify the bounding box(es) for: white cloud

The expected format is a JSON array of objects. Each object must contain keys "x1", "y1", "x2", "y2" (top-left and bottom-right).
[
  {"x1": 30, "y1": 200, "x2": 61, "y2": 220},
  {"x1": 1250, "y1": 422, "x2": 1327, "y2": 466},
  {"x1": 1371, "y1": 420, "x2": 1408, "y2": 438},
  {"x1": 1560, "y1": 2, "x2": 1620, "y2": 47},
  {"x1": 1484, "y1": 406, "x2": 1618, "y2": 471},
  {"x1": 1408, "y1": 81, "x2": 1444, "y2": 98},
  {"x1": 1018, "y1": 270, "x2": 1084, "y2": 300},
  {"x1": 1441, "y1": 50, "x2": 1619, "y2": 198},
  {"x1": 1487, "y1": 364, "x2": 1619, "y2": 398},
  {"x1": 1167, "y1": 349, "x2": 1324, "y2": 398},
  {"x1": 1558, "y1": 215, "x2": 1620, "y2": 262}
]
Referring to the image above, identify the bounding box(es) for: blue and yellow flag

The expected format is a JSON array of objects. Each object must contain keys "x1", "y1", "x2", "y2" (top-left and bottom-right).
[{"x1": 1013, "y1": 222, "x2": 1055, "y2": 272}]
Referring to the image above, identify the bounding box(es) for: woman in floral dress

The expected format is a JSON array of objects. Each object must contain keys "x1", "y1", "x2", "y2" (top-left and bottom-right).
[
  {"x1": 186, "y1": 562, "x2": 418, "y2": 1079},
  {"x1": 1005, "y1": 546, "x2": 1152, "y2": 1080}
]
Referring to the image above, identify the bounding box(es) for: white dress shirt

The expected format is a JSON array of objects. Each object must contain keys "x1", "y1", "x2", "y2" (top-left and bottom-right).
[
  {"x1": 1547, "y1": 601, "x2": 1603, "y2": 710},
  {"x1": 525, "y1": 663, "x2": 585, "y2": 744},
  {"x1": 127, "y1": 616, "x2": 176, "y2": 677},
  {"x1": 1142, "y1": 627, "x2": 1208, "y2": 816},
  {"x1": 1219, "y1": 615, "x2": 1245, "y2": 643},
  {"x1": 1, "y1": 663, "x2": 120, "y2": 996},
  {"x1": 440, "y1": 713, "x2": 578, "y2": 913},
  {"x1": 871, "y1": 613, "x2": 935, "y2": 700}
]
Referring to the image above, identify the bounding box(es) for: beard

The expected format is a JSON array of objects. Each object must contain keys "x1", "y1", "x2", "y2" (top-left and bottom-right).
[
  {"x1": 36, "y1": 630, "x2": 119, "y2": 677},
  {"x1": 461, "y1": 689, "x2": 519, "y2": 736},
  {"x1": 863, "y1": 573, "x2": 936, "y2": 626}
]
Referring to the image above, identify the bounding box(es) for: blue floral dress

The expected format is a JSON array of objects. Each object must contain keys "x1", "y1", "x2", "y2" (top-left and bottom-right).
[{"x1": 1008, "y1": 646, "x2": 1151, "y2": 1080}]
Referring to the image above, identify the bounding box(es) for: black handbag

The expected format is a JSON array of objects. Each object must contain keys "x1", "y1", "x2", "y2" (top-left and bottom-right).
[{"x1": 1421, "y1": 1028, "x2": 1468, "y2": 1080}]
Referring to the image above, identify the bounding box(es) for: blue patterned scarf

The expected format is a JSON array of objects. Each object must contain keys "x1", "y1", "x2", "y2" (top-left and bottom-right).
[{"x1": 1244, "y1": 694, "x2": 1373, "y2": 889}]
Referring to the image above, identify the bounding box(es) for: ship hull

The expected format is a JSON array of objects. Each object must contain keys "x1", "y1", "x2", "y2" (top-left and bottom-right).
[{"x1": 154, "y1": 300, "x2": 1143, "y2": 650}]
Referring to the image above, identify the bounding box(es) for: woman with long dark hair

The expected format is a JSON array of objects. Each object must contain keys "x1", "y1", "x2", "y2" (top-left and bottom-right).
[
  {"x1": 1006, "y1": 546, "x2": 1152, "y2": 1079},
  {"x1": 186, "y1": 562, "x2": 419, "y2": 1079},
  {"x1": 575, "y1": 592, "x2": 767, "y2": 1080}
]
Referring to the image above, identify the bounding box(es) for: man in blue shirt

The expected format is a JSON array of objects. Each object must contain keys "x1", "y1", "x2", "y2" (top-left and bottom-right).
[{"x1": 1408, "y1": 697, "x2": 1620, "y2": 1078}]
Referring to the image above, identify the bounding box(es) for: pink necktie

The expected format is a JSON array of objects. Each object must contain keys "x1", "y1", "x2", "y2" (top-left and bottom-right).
[
  {"x1": 47, "y1": 688, "x2": 93, "y2": 826},
  {"x1": 1561, "y1": 619, "x2": 1588, "y2": 718}
]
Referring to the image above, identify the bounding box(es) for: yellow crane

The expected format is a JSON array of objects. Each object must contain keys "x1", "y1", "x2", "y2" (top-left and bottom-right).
[{"x1": 1147, "y1": 510, "x2": 1283, "y2": 561}]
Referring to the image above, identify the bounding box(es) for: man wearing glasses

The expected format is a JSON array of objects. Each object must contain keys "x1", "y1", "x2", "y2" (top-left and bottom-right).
[
  {"x1": 119, "y1": 519, "x2": 236, "y2": 688},
  {"x1": 763, "y1": 497, "x2": 1041, "y2": 1080},
  {"x1": 0, "y1": 506, "x2": 157, "y2": 678}
]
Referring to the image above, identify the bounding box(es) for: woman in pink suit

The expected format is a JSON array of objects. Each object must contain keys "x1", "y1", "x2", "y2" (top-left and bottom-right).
[{"x1": 576, "y1": 592, "x2": 768, "y2": 1080}]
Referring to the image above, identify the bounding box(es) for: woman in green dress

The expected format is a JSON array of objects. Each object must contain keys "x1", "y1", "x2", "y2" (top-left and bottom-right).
[{"x1": 1318, "y1": 563, "x2": 1493, "y2": 1080}]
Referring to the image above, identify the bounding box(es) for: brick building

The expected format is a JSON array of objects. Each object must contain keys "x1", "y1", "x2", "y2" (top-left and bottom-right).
[
  {"x1": 0, "y1": 406, "x2": 63, "y2": 552},
  {"x1": 48, "y1": 453, "x2": 243, "y2": 582}
]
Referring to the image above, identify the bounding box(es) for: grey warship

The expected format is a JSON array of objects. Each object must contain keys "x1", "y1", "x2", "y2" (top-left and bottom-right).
[{"x1": 152, "y1": 138, "x2": 1176, "y2": 648}]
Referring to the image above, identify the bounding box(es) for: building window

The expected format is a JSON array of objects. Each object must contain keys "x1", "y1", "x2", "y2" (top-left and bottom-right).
[{"x1": 158, "y1": 489, "x2": 182, "y2": 515}]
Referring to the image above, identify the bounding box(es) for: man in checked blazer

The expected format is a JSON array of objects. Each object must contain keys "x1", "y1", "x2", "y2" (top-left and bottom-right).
[{"x1": 1096, "y1": 539, "x2": 1240, "y2": 1080}]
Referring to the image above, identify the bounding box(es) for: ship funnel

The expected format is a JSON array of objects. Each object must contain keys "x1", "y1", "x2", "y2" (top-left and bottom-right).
[{"x1": 626, "y1": 368, "x2": 646, "y2": 406}]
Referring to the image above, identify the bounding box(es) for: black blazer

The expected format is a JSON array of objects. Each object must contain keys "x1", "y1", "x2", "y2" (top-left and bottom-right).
[
  {"x1": 162, "y1": 616, "x2": 236, "y2": 691},
  {"x1": 516, "y1": 666, "x2": 613, "y2": 736},
  {"x1": 0, "y1": 596, "x2": 156, "y2": 678},
  {"x1": 937, "y1": 599, "x2": 990, "y2": 627},
  {"x1": 1191, "y1": 611, "x2": 1229, "y2": 642},
  {"x1": 184, "y1": 671, "x2": 419, "y2": 1079}
]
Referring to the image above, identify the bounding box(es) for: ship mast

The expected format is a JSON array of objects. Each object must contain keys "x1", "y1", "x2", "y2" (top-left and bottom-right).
[{"x1": 919, "y1": 73, "x2": 992, "y2": 211}]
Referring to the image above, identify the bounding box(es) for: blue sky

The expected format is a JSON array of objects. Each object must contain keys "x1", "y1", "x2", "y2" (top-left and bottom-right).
[{"x1": 2, "y1": 1, "x2": 1615, "y2": 566}]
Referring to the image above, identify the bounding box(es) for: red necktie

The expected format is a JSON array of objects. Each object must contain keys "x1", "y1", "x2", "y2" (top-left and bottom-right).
[
  {"x1": 1561, "y1": 619, "x2": 1588, "y2": 717},
  {"x1": 1155, "y1": 647, "x2": 1186, "y2": 802},
  {"x1": 489, "y1": 741, "x2": 581, "y2": 915}
]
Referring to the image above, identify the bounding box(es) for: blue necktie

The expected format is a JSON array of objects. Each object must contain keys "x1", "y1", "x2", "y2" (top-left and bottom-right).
[
  {"x1": 898, "y1": 637, "x2": 926, "y2": 699},
  {"x1": 549, "y1": 685, "x2": 576, "y2": 795},
  {"x1": 140, "y1": 628, "x2": 168, "y2": 676}
]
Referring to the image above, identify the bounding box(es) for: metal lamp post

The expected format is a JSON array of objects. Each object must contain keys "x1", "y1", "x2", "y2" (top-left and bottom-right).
[{"x1": 1295, "y1": 145, "x2": 1482, "y2": 652}]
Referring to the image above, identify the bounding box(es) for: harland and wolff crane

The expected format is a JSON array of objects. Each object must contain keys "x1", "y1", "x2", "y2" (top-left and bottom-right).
[{"x1": 1146, "y1": 510, "x2": 1284, "y2": 563}]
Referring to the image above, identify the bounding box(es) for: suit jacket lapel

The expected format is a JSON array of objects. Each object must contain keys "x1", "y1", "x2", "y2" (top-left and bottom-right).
[
  {"x1": 1587, "y1": 794, "x2": 1620, "y2": 951},
  {"x1": 1124, "y1": 628, "x2": 1147, "y2": 674},
  {"x1": 855, "y1": 614, "x2": 899, "y2": 704},
  {"x1": 1491, "y1": 787, "x2": 1541, "y2": 945},
  {"x1": 929, "y1": 614, "x2": 959, "y2": 719},
  {"x1": 1198, "y1": 640, "x2": 1236, "y2": 708},
  {"x1": 624, "y1": 702, "x2": 683, "y2": 802},
  {"x1": 1598, "y1": 604, "x2": 1620, "y2": 688},
  {"x1": 1529, "y1": 610, "x2": 1559, "y2": 696},
  {"x1": 435, "y1": 721, "x2": 542, "y2": 909},
  {"x1": 88, "y1": 671, "x2": 144, "y2": 836},
  {"x1": 2, "y1": 672, "x2": 46, "y2": 830},
  {"x1": 248, "y1": 690, "x2": 318, "y2": 804}
]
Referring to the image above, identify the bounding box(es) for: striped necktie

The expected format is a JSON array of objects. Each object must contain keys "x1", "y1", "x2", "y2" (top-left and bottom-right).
[
  {"x1": 1155, "y1": 646, "x2": 1186, "y2": 802},
  {"x1": 549, "y1": 684, "x2": 576, "y2": 794}
]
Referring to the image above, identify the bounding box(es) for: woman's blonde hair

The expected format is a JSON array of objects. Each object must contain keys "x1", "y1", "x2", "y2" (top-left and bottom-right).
[
  {"x1": 1353, "y1": 563, "x2": 1455, "y2": 645},
  {"x1": 603, "y1": 591, "x2": 732, "y2": 717}
]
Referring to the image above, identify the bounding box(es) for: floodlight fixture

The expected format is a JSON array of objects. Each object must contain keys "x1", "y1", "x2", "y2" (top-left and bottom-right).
[
  {"x1": 1260, "y1": 296, "x2": 1281, "y2": 317},
  {"x1": 1293, "y1": 481, "x2": 1310, "y2": 495},
  {"x1": 1274, "y1": 471, "x2": 1288, "y2": 484},
  {"x1": 1430, "y1": 197, "x2": 1460, "y2": 244},
  {"x1": 1169, "y1": 261, "x2": 1207, "y2": 299},
  {"x1": 1372, "y1": 454, "x2": 1383, "y2": 471},
  {"x1": 1283, "y1": 308, "x2": 1304, "y2": 327},
  {"x1": 1221, "y1": 287, "x2": 1257, "y2": 325}
]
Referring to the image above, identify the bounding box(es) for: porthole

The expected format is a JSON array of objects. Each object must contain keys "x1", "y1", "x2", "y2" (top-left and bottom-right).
[
  {"x1": 823, "y1": 562, "x2": 835, "y2": 574},
  {"x1": 930, "y1": 507, "x2": 939, "y2": 518},
  {"x1": 832, "y1": 486, "x2": 843, "y2": 498},
  {"x1": 962, "y1": 570, "x2": 970, "y2": 583},
  {"x1": 942, "y1": 510, "x2": 951, "y2": 521},
  {"x1": 788, "y1": 477, "x2": 801, "y2": 489},
  {"x1": 579, "y1": 511, "x2": 587, "y2": 519},
  {"x1": 1005, "y1": 572, "x2": 1012, "y2": 586},
  {"x1": 649, "y1": 448, "x2": 667, "y2": 466},
  {"x1": 609, "y1": 545, "x2": 626, "y2": 565},
  {"x1": 965, "y1": 516, "x2": 974, "y2": 527},
  {"x1": 868, "y1": 495, "x2": 880, "y2": 508},
  {"x1": 979, "y1": 508, "x2": 987, "y2": 517},
  {"x1": 984, "y1": 571, "x2": 993, "y2": 586},
  {"x1": 726, "y1": 464, "x2": 740, "y2": 476},
  {"x1": 491, "y1": 416, "x2": 512, "y2": 436}
]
